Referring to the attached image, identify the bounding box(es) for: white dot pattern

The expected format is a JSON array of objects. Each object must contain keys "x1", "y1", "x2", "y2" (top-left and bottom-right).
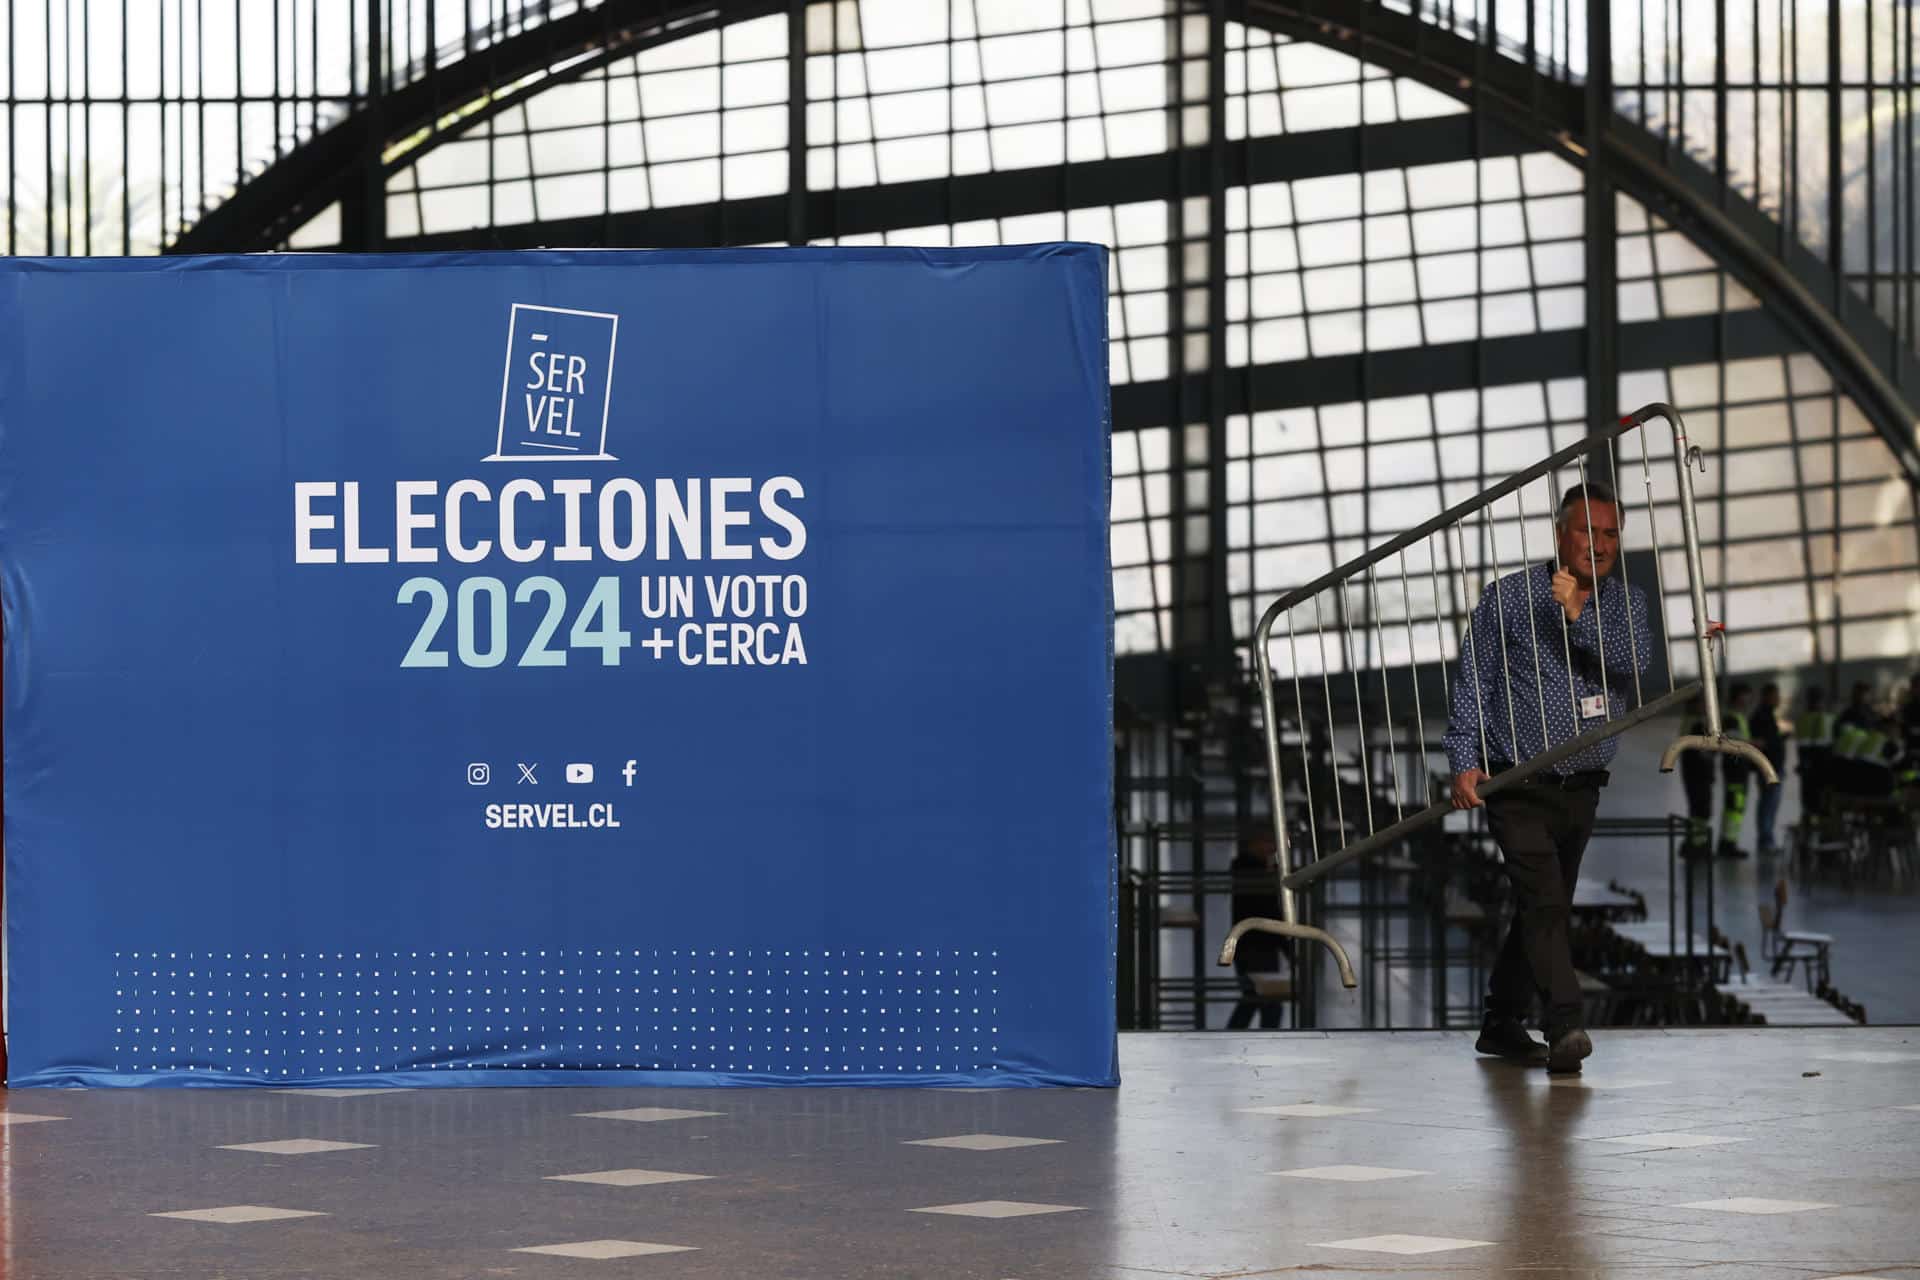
[{"x1": 112, "y1": 948, "x2": 1001, "y2": 1077}]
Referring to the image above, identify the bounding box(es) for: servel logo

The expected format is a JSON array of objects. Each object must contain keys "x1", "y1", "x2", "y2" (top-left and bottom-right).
[{"x1": 489, "y1": 303, "x2": 619, "y2": 462}]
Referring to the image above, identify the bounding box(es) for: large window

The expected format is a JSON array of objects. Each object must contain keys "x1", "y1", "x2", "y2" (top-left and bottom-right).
[{"x1": 6, "y1": 0, "x2": 1914, "y2": 677}]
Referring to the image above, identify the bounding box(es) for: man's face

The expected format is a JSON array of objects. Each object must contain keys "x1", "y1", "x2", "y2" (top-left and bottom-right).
[
  {"x1": 1763, "y1": 686, "x2": 1780, "y2": 708},
  {"x1": 1557, "y1": 499, "x2": 1620, "y2": 585}
]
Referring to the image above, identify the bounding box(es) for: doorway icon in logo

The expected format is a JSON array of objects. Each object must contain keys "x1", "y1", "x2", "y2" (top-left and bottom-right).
[{"x1": 488, "y1": 303, "x2": 619, "y2": 462}]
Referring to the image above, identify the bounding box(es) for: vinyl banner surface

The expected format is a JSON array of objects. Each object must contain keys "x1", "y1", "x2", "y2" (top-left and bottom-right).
[{"x1": 0, "y1": 247, "x2": 1115, "y2": 1088}]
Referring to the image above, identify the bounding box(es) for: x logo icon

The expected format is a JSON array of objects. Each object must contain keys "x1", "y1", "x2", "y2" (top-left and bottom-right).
[{"x1": 516, "y1": 763, "x2": 539, "y2": 785}]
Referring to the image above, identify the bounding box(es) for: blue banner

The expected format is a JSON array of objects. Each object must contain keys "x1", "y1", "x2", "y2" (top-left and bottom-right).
[{"x1": 0, "y1": 247, "x2": 1115, "y2": 1088}]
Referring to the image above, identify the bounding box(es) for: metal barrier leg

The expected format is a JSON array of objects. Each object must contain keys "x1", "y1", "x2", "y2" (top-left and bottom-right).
[
  {"x1": 1229, "y1": 601, "x2": 1359, "y2": 989},
  {"x1": 1219, "y1": 917, "x2": 1358, "y2": 990}
]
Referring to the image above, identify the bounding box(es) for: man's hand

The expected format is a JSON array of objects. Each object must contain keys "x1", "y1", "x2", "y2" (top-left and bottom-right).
[
  {"x1": 1551, "y1": 567, "x2": 1582, "y2": 621},
  {"x1": 1451, "y1": 768, "x2": 1489, "y2": 809}
]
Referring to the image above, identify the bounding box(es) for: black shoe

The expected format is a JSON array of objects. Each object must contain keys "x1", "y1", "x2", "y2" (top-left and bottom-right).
[
  {"x1": 1717, "y1": 840, "x2": 1749, "y2": 860},
  {"x1": 1546, "y1": 1028, "x2": 1593, "y2": 1074},
  {"x1": 1475, "y1": 1017, "x2": 1547, "y2": 1064}
]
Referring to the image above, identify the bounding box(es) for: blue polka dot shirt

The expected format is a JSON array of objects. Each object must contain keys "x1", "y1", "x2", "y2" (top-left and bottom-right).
[{"x1": 1443, "y1": 561, "x2": 1654, "y2": 777}]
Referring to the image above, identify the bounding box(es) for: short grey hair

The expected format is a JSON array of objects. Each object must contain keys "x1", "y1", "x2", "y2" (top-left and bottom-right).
[{"x1": 1557, "y1": 481, "x2": 1621, "y2": 525}]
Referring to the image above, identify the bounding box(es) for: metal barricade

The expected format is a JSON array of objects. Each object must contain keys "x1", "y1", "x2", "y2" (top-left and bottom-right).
[{"x1": 1219, "y1": 403, "x2": 1778, "y2": 989}]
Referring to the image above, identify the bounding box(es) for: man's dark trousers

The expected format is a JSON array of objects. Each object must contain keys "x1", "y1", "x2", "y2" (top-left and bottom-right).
[
  {"x1": 1681, "y1": 767, "x2": 1714, "y2": 852},
  {"x1": 1482, "y1": 776, "x2": 1603, "y2": 1035}
]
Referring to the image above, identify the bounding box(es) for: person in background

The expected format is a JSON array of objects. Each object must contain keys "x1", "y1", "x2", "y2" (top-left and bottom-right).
[
  {"x1": 1900, "y1": 681, "x2": 1920, "y2": 763},
  {"x1": 1226, "y1": 831, "x2": 1291, "y2": 1030},
  {"x1": 1833, "y1": 709, "x2": 1903, "y2": 798},
  {"x1": 1794, "y1": 686, "x2": 1835, "y2": 823},
  {"x1": 1718, "y1": 683, "x2": 1754, "y2": 859},
  {"x1": 1752, "y1": 683, "x2": 1789, "y2": 856},
  {"x1": 1894, "y1": 696, "x2": 1920, "y2": 793},
  {"x1": 1679, "y1": 693, "x2": 1717, "y2": 859},
  {"x1": 1837, "y1": 681, "x2": 1876, "y2": 732}
]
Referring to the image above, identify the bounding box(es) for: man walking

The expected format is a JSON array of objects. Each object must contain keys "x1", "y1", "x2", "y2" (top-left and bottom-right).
[{"x1": 1447, "y1": 482, "x2": 1652, "y2": 1074}]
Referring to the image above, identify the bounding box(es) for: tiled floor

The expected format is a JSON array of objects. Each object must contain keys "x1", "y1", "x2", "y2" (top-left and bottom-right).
[{"x1": 7, "y1": 1028, "x2": 1920, "y2": 1278}]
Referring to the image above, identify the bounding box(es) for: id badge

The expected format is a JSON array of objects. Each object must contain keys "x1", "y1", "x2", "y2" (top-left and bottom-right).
[{"x1": 1580, "y1": 693, "x2": 1608, "y2": 719}]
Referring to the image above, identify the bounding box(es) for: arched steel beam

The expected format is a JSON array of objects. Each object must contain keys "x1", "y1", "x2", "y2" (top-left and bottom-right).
[
  {"x1": 167, "y1": 0, "x2": 781, "y2": 255},
  {"x1": 384, "y1": 112, "x2": 1532, "y2": 250},
  {"x1": 1237, "y1": 0, "x2": 1919, "y2": 478},
  {"x1": 173, "y1": 0, "x2": 1916, "y2": 477}
]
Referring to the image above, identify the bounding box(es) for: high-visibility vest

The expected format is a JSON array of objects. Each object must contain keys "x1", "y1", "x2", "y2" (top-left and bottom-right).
[
  {"x1": 1726, "y1": 709, "x2": 1751, "y2": 740},
  {"x1": 1795, "y1": 709, "x2": 1835, "y2": 746},
  {"x1": 1834, "y1": 724, "x2": 1871, "y2": 759}
]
